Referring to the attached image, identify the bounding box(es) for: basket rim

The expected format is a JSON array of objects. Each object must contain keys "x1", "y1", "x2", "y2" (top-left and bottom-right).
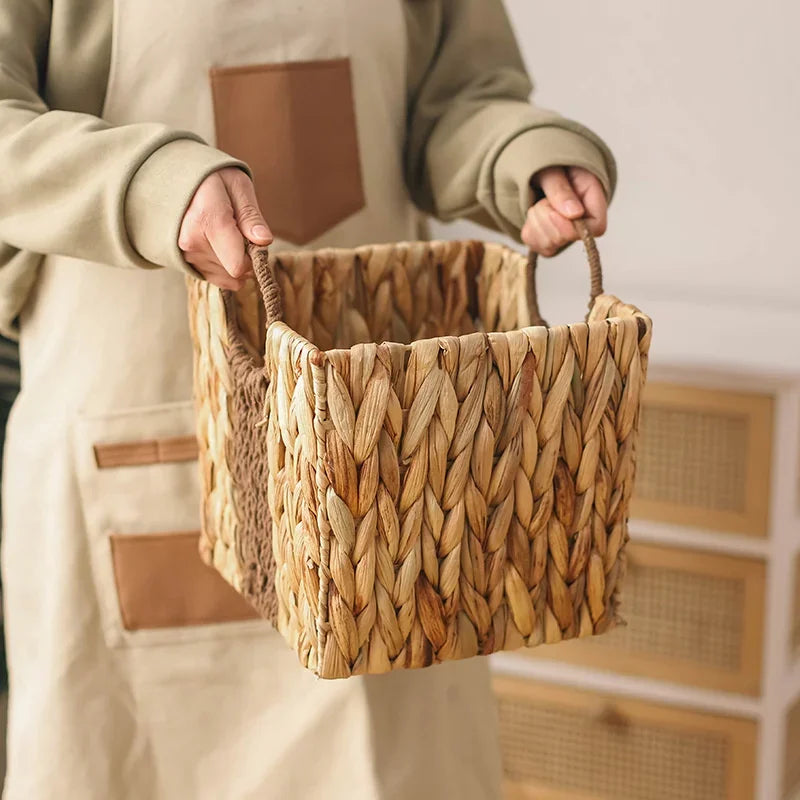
[
  {"x1": 264, "y1": 297, "x2": 651, "y2": 364},
  {"x1": 266, "y1": 237, "x2": 517, "y2": 260},
  {"x1": 225, "y1": 238, "x2": 652, "y2": 366}
]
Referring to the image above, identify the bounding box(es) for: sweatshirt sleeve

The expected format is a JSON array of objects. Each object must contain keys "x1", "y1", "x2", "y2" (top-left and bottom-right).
[
  {"x1": 0, "y1": 0, "x2": 246, "y2": 274},
  {"x1": 404, "y1": 0, "x2": 617, "y2": 239}
]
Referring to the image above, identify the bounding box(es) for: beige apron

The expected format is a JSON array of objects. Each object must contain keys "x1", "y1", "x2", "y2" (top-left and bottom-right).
[{"x1": 2, "y1": 1, "x2": 502, "y2": 798}]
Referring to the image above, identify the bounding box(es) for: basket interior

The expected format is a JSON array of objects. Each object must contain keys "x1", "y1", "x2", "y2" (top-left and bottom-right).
[{"x1": 232, "y1": 240, "x2": 531, "y2": 356}]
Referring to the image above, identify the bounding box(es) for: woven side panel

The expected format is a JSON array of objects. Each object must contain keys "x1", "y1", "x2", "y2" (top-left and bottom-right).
[
  {"x1": 266, "y1": 323, "x2": 327, "y2": 671},
  {"x1": 271, "y1": 241, "x2": 483, "y2": 349},
  {"x1": 188, "y1": 278, "x2": 277, "y2": 622},
  {"x1": 228, "y1": 351, "x2": 277, "y2": 623},
  {"x1": 271, "y1": 240, "x2": 651, "y2": 678},
  {"x1": 187, "y1": 278, "x2": 245, "y2": 590}
]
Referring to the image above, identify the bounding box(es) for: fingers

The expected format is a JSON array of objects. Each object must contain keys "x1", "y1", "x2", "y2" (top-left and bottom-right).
[
  {"x1": 185, "y1": 255, "x2": 248, "y2": 290},
  {"x1": 205, "y1": 215, "x2": 251, "y2": 279},
  {"x1": 525, "y1": 166, "x2": 610, "y2": 253},
  {"x1": 521, "y1": 198, "x2": 581, "y2": 257},
  {"x1": 179, "y1": 169, "x2": 265, "y2": 281},
  {"x1": 568, "y1": 167, "x2": 608, "y2": 236},
  {"x1": 536, "y1": 166, "x2": 584, "y2": 219},
  {"x1": 220, "y1": 167, "x2": 273, "y2": 246}
]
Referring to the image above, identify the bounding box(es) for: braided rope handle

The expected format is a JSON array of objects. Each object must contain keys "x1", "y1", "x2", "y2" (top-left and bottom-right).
[
  {"x1": 525, "y1": 218, "x2": 604, "y2": 328},
  {"x1": 220, "y1": 242, "x2": 281, "y2": 365},
  {"x1": 247, "y1": 242, "x2": 283, "y2": 326}
]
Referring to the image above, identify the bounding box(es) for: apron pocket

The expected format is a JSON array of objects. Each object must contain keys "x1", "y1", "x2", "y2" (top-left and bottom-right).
[
  {"x1": 110, "y1": 532, "x2": 257, "y2": 631},
  {"x1": 210, "y1": 58, "x2": 366, "y2": 245},
  {"x1": 73, "y1": 400, "x2": 264, "y2": 648}
]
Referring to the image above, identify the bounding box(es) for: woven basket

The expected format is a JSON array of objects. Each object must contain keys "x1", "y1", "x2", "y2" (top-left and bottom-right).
[{"x1": 187, "y1": 221, "x2": 652, "y2": 679}]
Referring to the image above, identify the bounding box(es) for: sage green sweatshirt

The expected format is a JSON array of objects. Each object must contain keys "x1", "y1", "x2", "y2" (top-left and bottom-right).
[{"x1": 0, "y1": 0, "x2": 615, "y2": 339}]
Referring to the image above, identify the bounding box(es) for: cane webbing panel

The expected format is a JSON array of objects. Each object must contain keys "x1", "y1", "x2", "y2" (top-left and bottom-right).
[
  {"x1": 631, "y1": 384, "x2": 773, "y2": 537},
  {"x1": 496, "y1": 679, "x2": 756, "y2": 800},
  {"x1": 500, "y1": 703, "x2": 726, "y2": 800},
  {"x1": 786, "y1": 694, "x2": 800, "y2": 799},
  {"x1": 637, "y1": 406, "x2": 747, "y2": 512},
  {"x1": 594, "y1": 562, "x2": 743, "y2": 669},
  {"x1": 525, "y1": 543, "x2": 765, "y2": 695}
]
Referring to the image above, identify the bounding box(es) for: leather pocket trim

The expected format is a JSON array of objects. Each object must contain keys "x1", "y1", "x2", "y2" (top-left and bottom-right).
[
  {"x1": 110, "y1": 532, "x2": 257, "y2": 630},
  {"x1": 210, "y1": 57, "x2": 365, "y2": 244},
  {"x1": 94, "y1": 435, "x2": 198, "y2": 468},
  {"x1": 211, "y1": 58, "x2": 350, "y2": 78}
]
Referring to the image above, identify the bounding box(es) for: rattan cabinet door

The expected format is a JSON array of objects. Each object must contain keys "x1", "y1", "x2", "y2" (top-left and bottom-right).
[
  {"x1": 525, "y1": 542, "x2": 766, "y2": 695},
  {"x1": 631, "y1": 383, "x2": 773, "y2": 537},
  {"x1": 496, "y1": 677, "x2": 757, "y2": 800}
]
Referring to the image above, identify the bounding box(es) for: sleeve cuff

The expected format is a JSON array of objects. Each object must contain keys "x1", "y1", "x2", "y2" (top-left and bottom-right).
[
  {"x1": 491, "y1": 126, "x2": 616, "y2": 239},
  {"x1": 124, "y1": 138, "x2": 251, "y2": 274}
]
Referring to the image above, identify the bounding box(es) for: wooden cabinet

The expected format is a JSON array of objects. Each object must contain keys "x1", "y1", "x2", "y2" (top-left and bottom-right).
[{"x1": 493, "y1": 373, "x2": 800, "y2": 800}]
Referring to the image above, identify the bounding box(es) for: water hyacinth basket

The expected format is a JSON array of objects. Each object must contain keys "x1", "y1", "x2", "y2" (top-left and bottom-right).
[{"x1": 187, "y1": 220, "x2": 652, "y2": 679}]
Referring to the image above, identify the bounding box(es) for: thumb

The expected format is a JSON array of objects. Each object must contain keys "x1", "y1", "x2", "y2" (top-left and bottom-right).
[
  {"x1": 536, "y1": 166, "x2": 584, "y2": 220},
  {"x1": 223, "y1": 169, "x2": 273, "y2": 246}
]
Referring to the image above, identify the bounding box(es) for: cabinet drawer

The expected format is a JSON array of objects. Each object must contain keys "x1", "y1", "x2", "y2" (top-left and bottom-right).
[
  {"x1": 631, "y1": 383, "x2": 773, "y2": 537},
  {"x1": 496, "y1": 677, "x2": 757, "y2": 800},
  {"x1": 526, "y1": 542, "x2": 765, "y2": 695}
]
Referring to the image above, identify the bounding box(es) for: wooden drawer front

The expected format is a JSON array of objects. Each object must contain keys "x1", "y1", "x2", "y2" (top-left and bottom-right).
[
  {"x1": 787, "y1": 694, "x2": 800, "y2": 799},
  {"x1": 527, "y1": 543, "x2": 765, "y2": 695},
  {"x1": 631, "y1": 383, "x2": 773, "y2": 537},
  {"x1": 497, "y1": 677, "x2": 757, "y2": 800}
]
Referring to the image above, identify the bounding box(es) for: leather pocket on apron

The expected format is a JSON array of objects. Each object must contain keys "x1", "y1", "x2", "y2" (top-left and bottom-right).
[
  {"x1": 210, "y1": 58, "x2": 366, "y2": 245},
  {"x1": 72, "y1": 401, "x2": 263, "y2": 649}
]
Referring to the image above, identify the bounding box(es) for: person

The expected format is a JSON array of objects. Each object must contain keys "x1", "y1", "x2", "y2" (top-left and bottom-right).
[{"x1": 0, "y1": 1, "x2": 614, "y2": 798}]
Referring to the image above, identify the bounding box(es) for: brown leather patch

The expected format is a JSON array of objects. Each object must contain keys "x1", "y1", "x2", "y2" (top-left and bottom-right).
[
  {"x1": 94, "y1": 435, "x2": 198, "y2": 468},
  {"x1": 110, "y1": 532, "x2": 258, "y2": 630},
  {"x1": 210, "y1": 58, "x2": 365, "y2": 244}
]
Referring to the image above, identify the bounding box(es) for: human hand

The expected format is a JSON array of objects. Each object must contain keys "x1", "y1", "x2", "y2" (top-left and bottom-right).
[
  {"x1": 521, "y1": 166, "x2": 607, "y2": 257},
  {"x1": 178, "y1": 167, "x2": 273, "y2": 290}
]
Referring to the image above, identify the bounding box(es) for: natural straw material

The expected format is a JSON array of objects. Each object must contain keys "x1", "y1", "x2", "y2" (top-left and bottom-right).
[{"x1": 187, "y1": 222, "x2": 652, "y2": 678}]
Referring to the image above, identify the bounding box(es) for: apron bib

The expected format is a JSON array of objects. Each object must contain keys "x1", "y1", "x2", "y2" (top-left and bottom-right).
[{"x1": 2, "y1": 2, "x2": 502, "y2": 797}]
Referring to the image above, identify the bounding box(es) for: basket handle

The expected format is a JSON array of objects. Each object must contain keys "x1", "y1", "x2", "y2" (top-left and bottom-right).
[
  {"x1": 243, "y1": 222, "x2": 602, "y2": 332},
  {"x1": 525, "y1": 218, "x2": 604, "y2": 327},
  {"x1": 247, "y1": 242, "x2": 283, "y2": 326}
]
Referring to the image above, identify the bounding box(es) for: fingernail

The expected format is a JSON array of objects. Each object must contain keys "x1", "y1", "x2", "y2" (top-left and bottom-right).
[
  {"x1": 252, "y1": 224, "x2": 271, "y2": 241},
  {"x1": 565, "y1": 200, "x2": 583, "y2": 217}
]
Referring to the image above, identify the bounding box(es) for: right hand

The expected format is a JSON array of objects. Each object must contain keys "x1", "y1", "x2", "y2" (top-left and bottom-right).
[{"x1": 178, "y1": 167, "x2": 273, "y2": 290}]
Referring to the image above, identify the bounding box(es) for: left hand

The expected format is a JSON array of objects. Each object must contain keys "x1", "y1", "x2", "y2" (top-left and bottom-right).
[{"x1": 521, "y1": 166, "x2": 608, "y2": 256}]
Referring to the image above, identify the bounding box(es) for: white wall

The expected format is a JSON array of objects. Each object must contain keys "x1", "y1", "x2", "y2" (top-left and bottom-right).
[{"x1": 431, "y1": 0, "x2": 800, "y2": 373}]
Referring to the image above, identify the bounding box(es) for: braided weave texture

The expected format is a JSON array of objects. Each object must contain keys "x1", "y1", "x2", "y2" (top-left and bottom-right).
[{"x1": 189, "y1": 240, "x2": 652, "y2": 678}]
